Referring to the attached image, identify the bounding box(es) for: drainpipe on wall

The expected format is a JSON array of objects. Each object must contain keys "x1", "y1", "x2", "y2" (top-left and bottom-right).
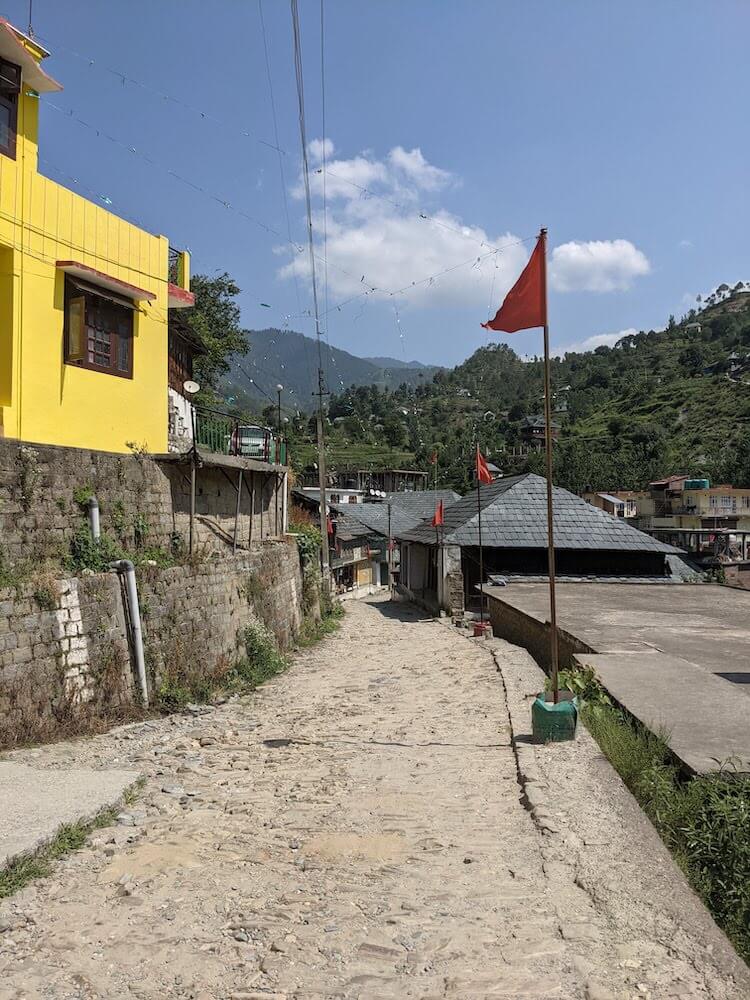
[
  {"x1": 282, "y1": 471, "x2": 289, "y2": 533},
  {"x1": 87, "y1": 496, "x2": 101, "y2": 542},
  {"x1": 110, "y1": 559, "x2": 148, "y2": 706}
]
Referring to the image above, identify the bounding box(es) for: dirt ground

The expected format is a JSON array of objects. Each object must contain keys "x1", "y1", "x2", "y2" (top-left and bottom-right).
[{"x1": 0, "y1": 598, "x2": 748, "y2": 999}]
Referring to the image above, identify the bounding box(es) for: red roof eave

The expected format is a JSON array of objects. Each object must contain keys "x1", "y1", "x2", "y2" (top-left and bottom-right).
[
  {"x1": 0, "y1": 19, "x2": 63, "y2": 93},
  {"x1": 56, "y1": 261, "x2": 156, "y2": 302},
  {"x1": 168, "y1": 283, "x2": 195, "y2": 309}
]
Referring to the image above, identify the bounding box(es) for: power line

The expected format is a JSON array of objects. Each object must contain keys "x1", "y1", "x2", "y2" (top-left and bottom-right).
[
  {"x1": 40, "y1": 97, "x2": 396, "y2": 307},
  {"x1": 319, "y1": 0, "x2": 333, "y2": 396},
  {"x1": 35, "y1": 32, "x2": 284, "y2": 154},
  {"x1": 37, "y1": 31, "x2": 508, "y2": 255},
  {"x1": 257, "y1": 0, "x2": 315, "y2": 390},
  {"x1": 291, "y1": 0, "x2": 330, "y2": 577}
]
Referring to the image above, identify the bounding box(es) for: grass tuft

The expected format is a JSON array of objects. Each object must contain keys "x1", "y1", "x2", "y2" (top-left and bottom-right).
[
  {"x1": 583, "y1": 701, "x2": 750, "y2": 965},
  {"x1": 0, "y1": 788, "x2": 138, "y2": 900}
]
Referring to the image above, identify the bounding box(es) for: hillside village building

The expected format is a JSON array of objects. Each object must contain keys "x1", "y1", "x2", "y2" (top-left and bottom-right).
[
  {"x1": 397, "y1": 473, "x2": 680, "y2": 615},
  {"x1": 0, "y1": 20, "x2": 193, "y2": 454},
  {"x1": 583, "y1": 477, "x2": 750, "y2": 561},
  {"x1": 0, "y1": 18, "x2": 289, "y2": 549}
]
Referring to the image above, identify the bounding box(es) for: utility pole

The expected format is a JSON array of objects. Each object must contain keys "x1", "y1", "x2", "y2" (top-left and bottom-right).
[
  {"x1": 316, "y1": 369, "x2": 330, "y2": 581},
  {"x1": 275, "y1": 384, "x2": 283, "y2": 534},
  {"x1": 291, "y1": 0, "x2": 331, "y2": 590}
]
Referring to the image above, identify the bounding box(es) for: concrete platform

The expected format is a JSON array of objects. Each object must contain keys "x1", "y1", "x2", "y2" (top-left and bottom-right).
[
  {"x1": 486, "y1": 582, "x2": 750, "y2": 773},
  {"x1": 487, "y1": 582, "x2": 750, "y2": 688},
  {"x1": 579, "y1": 652, "x2": 750, "y2": 774},
  {"x1": 0, "y1": 762, "x2": 139, "y2": 869}
]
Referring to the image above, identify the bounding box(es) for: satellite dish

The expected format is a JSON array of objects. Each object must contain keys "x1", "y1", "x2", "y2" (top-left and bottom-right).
[{"x1": 183, "y1": 380, "x2": 200, "y2": 395}]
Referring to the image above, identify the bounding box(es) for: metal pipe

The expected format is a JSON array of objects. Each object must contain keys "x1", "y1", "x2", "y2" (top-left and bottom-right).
[
  {"x1": 281, "y1": 470, "x2": 288, "y2": 534},
  {"x1": 87, "y1": 496, "x2": 101, "y2": 542},
  {"x1": 539, "y1": 227, "x2": 561, "y2": 701},
  {"x1": 110, "y1": 560, "x2": 148, "y2": 706},
  {"x1": 189, "y1": 458, "x2": 196, "y2": 555}
]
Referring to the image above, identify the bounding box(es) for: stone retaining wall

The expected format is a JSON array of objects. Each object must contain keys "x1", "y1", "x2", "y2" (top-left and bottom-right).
[
  {"x1": 0, "y1": 538, "x2": 310, "y2": 748},
  {"x1": 0, "y1": 439, "x2": 285, "y2": 565},
  {"x1": 486, "y1": 593, "x2": 593, "y2": 673}
]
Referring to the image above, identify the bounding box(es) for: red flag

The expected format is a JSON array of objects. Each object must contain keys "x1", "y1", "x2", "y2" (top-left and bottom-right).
[
  {"x1": 429, "y1": 450, "x2": 438, "y2": 465},
  {"x1": 482, "y1": 232, "x2": 546, "y2": 333},
  {"x1": 326, "y1": 515, "x2": 334, "y2": 535},
  {"x1": 431, "y1": 499, "x2": 444, "y2": 527},
  {"x1": 476, "y1": 445, "x2": 493, "y2": 485}
]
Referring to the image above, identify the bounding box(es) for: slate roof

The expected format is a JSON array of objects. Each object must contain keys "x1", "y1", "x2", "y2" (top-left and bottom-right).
[
  {"x1": 331, "y1": 489, "x2": 461, "y2": 540},
  {"x1": 398, "y1": 473, "x2": 680, "y2": 553},
  {"x1": 384, "y1": 489, "x2": 461, "y2": 520}
]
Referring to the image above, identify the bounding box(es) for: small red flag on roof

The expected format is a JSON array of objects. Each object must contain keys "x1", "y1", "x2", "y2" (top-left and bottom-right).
[
  {"x1": 482, "y1": 233, "x2": 547, "y2": 333},
  {"x1": 476, "y1": 445, "x2": 494, "y2": 485},
  {"x1": 431, "y1": 499, "x2": 445, "y2": 527}
]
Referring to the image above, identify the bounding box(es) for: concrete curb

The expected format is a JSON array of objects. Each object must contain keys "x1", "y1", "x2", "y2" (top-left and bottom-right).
[
  {"x1": 444, "y1": 621, "x2": 750, "y2": 992},
  {"x1": 0, "y1": 763, "x2": 142, "y2": 873}
]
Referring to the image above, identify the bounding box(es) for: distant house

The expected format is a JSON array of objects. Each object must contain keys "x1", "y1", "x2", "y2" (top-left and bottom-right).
[
  {"x1": 520, "y1": 415, "x2": 561, "y2": 450},
  {"x1": 582, "y1": 491, "x2": 640, "y2": 519},
  {"x1": 297, "y1": 467, "x2": 429, "y2": 493},
  {"x1": 634, "y1": 476, "x2": 750, "y2": 559},
  {"x1": 397, "y1": 473, "x2": 680, "y2": 615},
  {"x1": 330, "y1": 489, "x2": 461, "y2": 594}
]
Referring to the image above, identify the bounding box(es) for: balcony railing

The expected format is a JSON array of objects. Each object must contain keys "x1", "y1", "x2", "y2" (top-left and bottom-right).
[{"x1": 194, "y1": 406, "x2": 288, "y2": 465}]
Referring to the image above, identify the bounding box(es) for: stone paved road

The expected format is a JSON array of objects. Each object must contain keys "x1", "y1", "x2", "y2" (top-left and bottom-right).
[{"x1": 0, "y1": 599, "x2": 747, "y2": 999}]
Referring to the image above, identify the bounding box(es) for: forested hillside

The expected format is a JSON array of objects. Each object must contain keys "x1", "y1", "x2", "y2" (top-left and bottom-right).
[
  {"x1": 222, "y1": 328, "x2": 441, "y2": 412},
  {"x1": 320, "y1": 285, "x2": 750, "y2": 492}
]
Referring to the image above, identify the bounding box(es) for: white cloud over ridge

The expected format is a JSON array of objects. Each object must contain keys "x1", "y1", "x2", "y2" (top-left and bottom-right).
[
  {"x1": 282, "y1": 138, "x2": 528, "y2": 309},
  {"x1": 556, "y1": 328, "x2": 637, "y2": 357},
  {"x1": 550, "y1": 240, "x2": 650, "y2": 292},
  {"x1": 281, "y1": 141, "x2": 651, "y2": 314}
]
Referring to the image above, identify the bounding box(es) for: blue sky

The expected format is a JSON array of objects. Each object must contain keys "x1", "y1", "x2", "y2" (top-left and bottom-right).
[{"x1": 6, "y1": 0, "x2": 748, "y2": 370}]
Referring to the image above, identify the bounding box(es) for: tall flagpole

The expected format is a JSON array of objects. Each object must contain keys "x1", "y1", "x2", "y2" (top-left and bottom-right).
[
  {"x1": 539, "y1": 228, "x2": 560, "y2": 701},
  {"x1": 476, "y1": 448, "x2": 485, "y2": 622}
]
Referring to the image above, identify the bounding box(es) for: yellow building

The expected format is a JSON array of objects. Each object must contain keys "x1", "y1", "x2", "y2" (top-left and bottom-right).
[{"x1": 0, "y1": 19, "x2": 192, "y2": 454}]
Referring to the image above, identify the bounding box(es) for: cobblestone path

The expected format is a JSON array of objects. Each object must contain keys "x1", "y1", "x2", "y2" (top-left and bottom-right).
[{"x1": 0, "y1": 599, "x2": 747, "y2": 999}]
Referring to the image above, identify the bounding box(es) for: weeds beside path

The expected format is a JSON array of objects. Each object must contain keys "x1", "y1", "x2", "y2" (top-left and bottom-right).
[{"x1": 584, "y1": 701, "x2": 750, "y2": 965}]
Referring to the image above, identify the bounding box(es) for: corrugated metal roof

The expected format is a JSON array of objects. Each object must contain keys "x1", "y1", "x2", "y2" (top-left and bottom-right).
[{"x1": 398, "y1": 473, "x2": 680, "y2": 553}]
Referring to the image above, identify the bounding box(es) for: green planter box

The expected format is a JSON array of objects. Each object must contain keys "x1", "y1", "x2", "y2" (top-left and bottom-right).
[{"x1": 531, "y1": 691, "x2": 578, "y2": 743}]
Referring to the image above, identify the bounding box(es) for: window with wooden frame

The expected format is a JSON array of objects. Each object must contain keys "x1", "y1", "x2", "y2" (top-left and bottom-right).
[
  {"x1": 0, "y1": 58, "x2": 20, "y2": 160},
  {"x1": 64, "y1": 277, "x2": 135, "y2": 378}
]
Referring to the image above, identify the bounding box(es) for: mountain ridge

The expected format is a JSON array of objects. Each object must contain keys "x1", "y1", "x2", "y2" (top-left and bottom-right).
[{"x1": 222, "y1": 328, "x2": 442, "y2": 412}]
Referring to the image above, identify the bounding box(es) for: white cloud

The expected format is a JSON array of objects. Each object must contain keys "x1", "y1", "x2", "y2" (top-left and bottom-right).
[
  {"x1": 556, "y1": 328, "x2": 637, "y2": 356},
  {"x1": 679, "y1": 239, "x2": 694, "y2": 249},
  {"x1": 308, "y1": 137, "x2": 334, "y2": 162},
  {"x1": 387, "y1": 146, "x2": 452, "y2": 191},
  {"x1": 281, "y1": 143, "x2": 527, "y2": 308},
  {"x1": 550, "y1": 239, "x2": 650, "y2": 292}
]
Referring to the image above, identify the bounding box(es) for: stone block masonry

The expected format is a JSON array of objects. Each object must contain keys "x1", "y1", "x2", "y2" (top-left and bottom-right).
[
  {"x1": 0, "y1": 439, "x2": 286, "y2": 565},
  {"x1": 0, "y1": 538, "x2": 308, "y2": 748}
]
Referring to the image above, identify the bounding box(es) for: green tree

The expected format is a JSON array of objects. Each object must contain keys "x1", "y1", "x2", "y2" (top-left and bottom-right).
[
  {"x1": 679, "y1": 345, "x2": 706, "y2": 375},
  {"x1": 177, "y1": 273, "x2": 248, "y2": 401}
]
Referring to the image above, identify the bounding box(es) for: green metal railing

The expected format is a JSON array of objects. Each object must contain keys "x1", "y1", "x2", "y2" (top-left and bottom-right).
[{"x1": 193, "y1": 407, "x2": 288, "y2": 466}]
